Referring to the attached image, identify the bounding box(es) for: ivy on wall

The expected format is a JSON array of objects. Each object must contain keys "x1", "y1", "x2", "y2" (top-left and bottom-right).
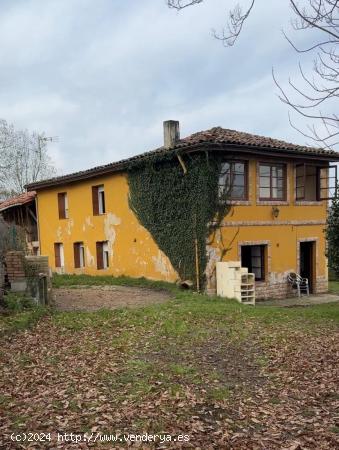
[{"x1": 128, "y1": 151, "x2": 230, "y2": 289}]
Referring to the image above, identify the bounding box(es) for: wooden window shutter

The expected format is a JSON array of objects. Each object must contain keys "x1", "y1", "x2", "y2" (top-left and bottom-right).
[
  {"x1": 54, "y1": 243, "x2": 61, "y2": 268},
  {"x1": 92, "y1": 186, "x2": 99, "y2": 215},
  {"x1": 96, "y1": 242, "x2": 104, "y2": 270},
  {"x1": 74, "y1": 243, "x2": 80, "y2": 268},
  {"x1": 58, "y1": 193, "x2": 66, "y2": 219}
]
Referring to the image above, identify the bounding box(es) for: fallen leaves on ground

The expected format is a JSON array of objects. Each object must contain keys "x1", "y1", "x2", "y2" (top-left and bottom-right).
[{"x1": 0, "y1": 303, "x2": 338, "y2": 449}]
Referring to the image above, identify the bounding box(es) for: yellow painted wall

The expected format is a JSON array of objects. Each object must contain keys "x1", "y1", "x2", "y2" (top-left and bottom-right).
[
  {"x1": 36, "y1": 158, "x2": 328, "y2": 285},
  {"x1": 37, "y1": 173, "x2": 178, "y2": 282}
]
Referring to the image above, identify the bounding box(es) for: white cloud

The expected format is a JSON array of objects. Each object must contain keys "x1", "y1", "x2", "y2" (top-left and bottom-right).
[{"x1": 0, "y1": 0, "x2": 330, "y2": 176}]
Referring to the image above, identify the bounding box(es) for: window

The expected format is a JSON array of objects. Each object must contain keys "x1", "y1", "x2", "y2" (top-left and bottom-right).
[
  {"x1": 319, "y1": 166, "x2": 337, "y2": 199},
  {"x1": 58, "y1": 192, "x2": 69, "y2": 219},
  {"x1": 241, "y1": 245, "x2": 266, "y2": 281},
  {"x1": 74, "y1": 242, "x2": 85, "y2": 268},
  {"x1": 296, "y1": 164, "x2": 317, "y2": 200},
  {"x1": 259, "y1": 163, "x2": 286, "y2": 200},
  {"x1": 54, "y1": 243, "x2": 64, "y2": 268},
  {"x1": 219, "y1": 161, "x2": 248, "y2": 200},
  {"x1": 92, "y1": 185, "x2": 105, "y2": 215},
  {"x1": 296, "y1": 164, "x2": 337, "y2": 200},
  {"x1": 96, "y1": 241, "x2": 109, "y2": 269}
]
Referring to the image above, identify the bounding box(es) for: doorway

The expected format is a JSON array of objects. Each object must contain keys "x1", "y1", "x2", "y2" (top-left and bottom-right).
[{"x1": 299, "y1": 241, "x2": 315, "y2": 293}]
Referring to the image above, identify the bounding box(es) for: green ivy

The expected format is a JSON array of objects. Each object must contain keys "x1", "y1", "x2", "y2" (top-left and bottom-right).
[{"x1": 128, "y1": 152, "x2": 230, "y2": 289}]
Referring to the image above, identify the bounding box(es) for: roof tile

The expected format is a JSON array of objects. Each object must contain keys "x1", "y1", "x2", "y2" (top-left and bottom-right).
[
  {"x1": 26, "y1": 127, "x2": 339, "y2": 190},
  {"x1": 0, "y1": 191, "x2": 36, "y2": 212}
]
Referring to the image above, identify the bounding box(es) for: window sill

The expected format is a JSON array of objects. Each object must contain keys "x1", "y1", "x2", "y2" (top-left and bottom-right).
[
  {"x1": 226, "y1": 200, "x2": 251, "y2": 206},
  {"x1": 256, "y1": 200, "x2": 289, "y2": 206},
  {"x1": 295, "y1": 201, "x2": 324, "y2": 206}
]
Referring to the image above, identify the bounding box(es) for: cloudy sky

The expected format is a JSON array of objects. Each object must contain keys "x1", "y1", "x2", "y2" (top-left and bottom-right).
[{"x1": 0, "y1": 0, "x2": 319, "y2": 175}]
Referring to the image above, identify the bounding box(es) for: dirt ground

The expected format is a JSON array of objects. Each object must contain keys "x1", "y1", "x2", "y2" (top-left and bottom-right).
[{"x1": 53, "y1": 285, "x2": 173, "y2": 311}]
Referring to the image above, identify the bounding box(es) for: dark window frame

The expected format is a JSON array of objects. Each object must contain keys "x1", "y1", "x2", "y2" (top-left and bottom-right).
[
  {"x1": 241, "y1": 244, "x2": 266, "y2": 281},
  {"x1": 318, "y1": 165, "x2": 337, "y2": 200},
  {"x1": 57, "y1": 192, "x2": 68, "y2": 219},
  {"x1": 259, "y1": 162, "x2": 287, "y2": 201},
  {"x1": 295, "y1": 163, "x2": 337, "y2": 201},
  {"x1": 92, "y1": 184, "x2": 106, "y2": 215},
  {"x1": 73, "y1": 242, "x2": 85, "y2": 269},
  {"x1": 54, "y1": 243, "x2": 62, "y2": 268},
  {"x1": 96, "y1": 241, "x2": 109, "y2": 270},
  {"x1": 219, "y1": 160, "x2": 249, "y2": 201}
]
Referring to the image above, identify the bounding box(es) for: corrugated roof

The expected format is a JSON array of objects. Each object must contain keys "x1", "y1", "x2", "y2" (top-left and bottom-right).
[
  {"x1": 26, "y1": 126, "x2": 339, "y2": 190},
  {"x1": 0, "y1": 191, "x2": 36, "y2": 212}
]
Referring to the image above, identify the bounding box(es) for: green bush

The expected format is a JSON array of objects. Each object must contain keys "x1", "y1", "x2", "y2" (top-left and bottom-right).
[{"x1": 4, "y1": 293, "x2": 36, "y2": 312}]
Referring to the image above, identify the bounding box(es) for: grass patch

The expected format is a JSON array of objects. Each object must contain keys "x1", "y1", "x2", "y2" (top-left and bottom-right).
[
  {"x1": 329, "y1": 280, "x2": 339, "y2": 294},
  {"x1": 207, "y1": 386, "x2": 231, "y2": 401},
  {"x1": 52, "y1": 273, "x2": 176, "y2": 292},
  {"x1": 3, "y1": 293, "x2": 37, "y2": 312},
  {"x1": 0, "y1": 306, "x2": 49, "y2": 335}
]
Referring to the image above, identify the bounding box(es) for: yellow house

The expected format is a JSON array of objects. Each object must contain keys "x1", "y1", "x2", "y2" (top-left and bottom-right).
[{"x1": 26, "y1": 121, "x2": 339, "y2": 299}]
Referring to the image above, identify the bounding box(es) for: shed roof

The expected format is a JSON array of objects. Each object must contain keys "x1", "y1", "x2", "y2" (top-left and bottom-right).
[{"x1": 0, "y1": 191, "x2": 36, "y2": 212}]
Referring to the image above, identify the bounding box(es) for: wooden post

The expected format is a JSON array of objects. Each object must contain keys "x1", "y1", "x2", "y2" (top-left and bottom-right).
[
  {"x1": 195, "y1": 237, "x2": 200, "y2": 292},
  {"x1": 193, "y1": 212, "x2": 200, "y2": 292}
]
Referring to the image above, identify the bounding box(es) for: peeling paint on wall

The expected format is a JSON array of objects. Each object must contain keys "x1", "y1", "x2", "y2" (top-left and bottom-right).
[
  {"x1": 136, "y1": 256, "x2": 147, "y2": 267},
  {"x1": 268, "y1": 271, "x2": 293, "y2": 283},
  {"x1": 104, "y1": 213, "x2": 121, "y2": 255},
  {"x1": 56, "y1": 226, "x2": 62, "y2": 241},
  {"x1": 152, "y1": 251, "x2": 174, "y2": 280},
  {"x1": 66, "y1": 219, "x2": 74, "y2": 235},
  {"x1": 82, "y1": 216, "x2": 94, "y2": 232},
  {"x1": 205, "y1": 245, "x2": 221, "y2": 292},
  {"x1": 86, "y1": 246, "x2": 95, "y2": 267},
  {"x1": 104, "y1": 213, "x2": 121, "y2": 241}
]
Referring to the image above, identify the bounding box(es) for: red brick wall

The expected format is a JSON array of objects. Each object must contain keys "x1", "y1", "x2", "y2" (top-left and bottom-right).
[{"x1": 5, "y1": 251, "x2": 25, "y2": 282}]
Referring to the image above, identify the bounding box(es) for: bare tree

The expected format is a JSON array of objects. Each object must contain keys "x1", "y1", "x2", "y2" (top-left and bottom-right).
[
  {"x1": 0, "y1": 119, "x2": 56, "y2": 196},
  {"x1": 168, "y1": 0, "x2": 339, "y2": 149}
]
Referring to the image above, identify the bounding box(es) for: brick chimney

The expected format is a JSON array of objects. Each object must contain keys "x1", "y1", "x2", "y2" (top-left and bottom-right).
[{"x1": 163, "y1": 120, "x2": 180, "y2": 149}]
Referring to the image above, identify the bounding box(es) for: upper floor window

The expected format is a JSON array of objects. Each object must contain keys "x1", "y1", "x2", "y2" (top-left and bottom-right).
[
  {"x1": 259, "y1": 163, "x2": 286, "y2": 201},
  {"x1": 54, "y1": 243, "x2": 64, "y2": 268},
  {"x1": 219, "y1": 161, "x2": 248, "y2": 200},
  {"x1": 58, "y1": 192, "x2": 68, "y2": 219},
  {"x1": 74, "y1": 242, "x2": 85, "y2": 268},
  {"x1": 92, "y1": 185, "x2": 105, "y2": 215},
  {"x1": 296, "y1": 164, "x2": 337, "y2": 201},
  {"x1": 96, "y1": 241, "x2": 109, "y2": 269}
]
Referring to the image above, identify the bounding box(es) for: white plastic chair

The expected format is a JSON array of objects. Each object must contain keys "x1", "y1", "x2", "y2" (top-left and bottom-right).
[{"x1": 288, "y1": 272, "x2": 309, "y2": 297}]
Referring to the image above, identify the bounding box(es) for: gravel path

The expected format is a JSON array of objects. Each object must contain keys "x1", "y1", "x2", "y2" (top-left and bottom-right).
[{"x1": 54, "y1": 285, "x2": 172, "y2": 311}]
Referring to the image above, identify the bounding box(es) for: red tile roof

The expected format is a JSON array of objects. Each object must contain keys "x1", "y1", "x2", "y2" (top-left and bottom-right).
[
  {"x1": 0, "y1": 191, "x2": 36, "y2": 212},
  {"x1": 179, "y1": 127, "x2": 333, "y2": 154},
  {"x1": 26, "y1": 126, "x2": 339, "y2": 191}
]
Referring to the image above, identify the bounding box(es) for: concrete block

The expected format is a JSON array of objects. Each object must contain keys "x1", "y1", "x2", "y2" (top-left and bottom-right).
[{"x1": 10, "y1": 279, "x2": 27, "y2": 292}]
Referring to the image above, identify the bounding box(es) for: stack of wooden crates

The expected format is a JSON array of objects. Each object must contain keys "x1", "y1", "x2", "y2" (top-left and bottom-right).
[{"x1": 216, "y1": 261, "x2": 255, "y2": 305}]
